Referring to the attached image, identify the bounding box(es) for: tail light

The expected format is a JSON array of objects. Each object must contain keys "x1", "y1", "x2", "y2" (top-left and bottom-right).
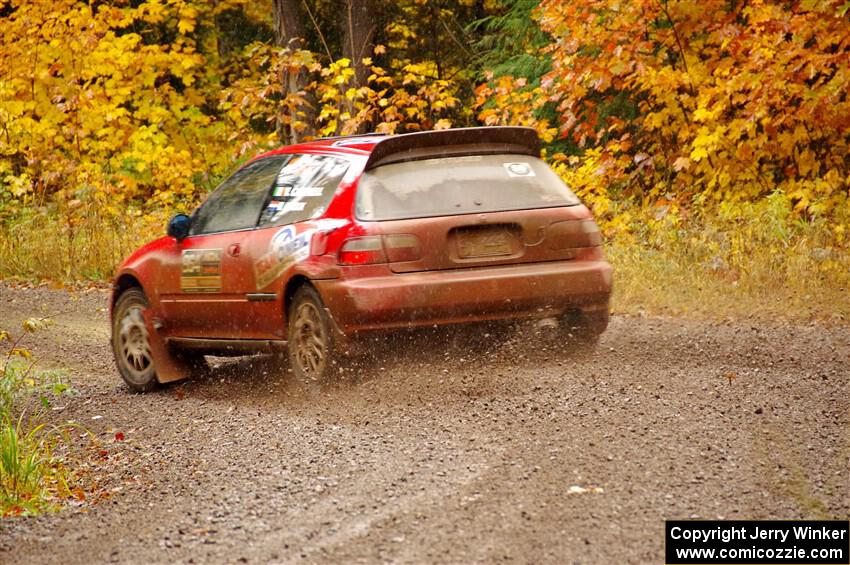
[
  {"x1": 382, "y1": 234, "x2": 422, "y2": 263},
  {"x1": 338, "y1": 236, "x2": 387, "y2": 265},
  {"x1": 546, "y1": 219, "x2": 602, "y2": 250}
]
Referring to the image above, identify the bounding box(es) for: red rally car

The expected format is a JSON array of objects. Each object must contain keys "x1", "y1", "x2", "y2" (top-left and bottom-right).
[{"x1": 110, "y1": 127, "x2": 613, "y2": 391}]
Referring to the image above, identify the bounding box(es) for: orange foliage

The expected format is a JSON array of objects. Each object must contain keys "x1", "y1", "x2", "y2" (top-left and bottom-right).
[
  {"x1": 475, "y1": 74, "x2": 557, "y2": 144},
  {"x1": 534, "y1": 0, "x2": 850, "y2": 215}
]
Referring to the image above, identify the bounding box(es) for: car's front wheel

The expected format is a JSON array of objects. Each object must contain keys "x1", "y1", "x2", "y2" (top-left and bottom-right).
[
  {"x1": 288, "y1": 285, "x2": 336, "y2": 390},
  {"x1": 112, "y1": 288, "x2": 158, "y2": 392}
]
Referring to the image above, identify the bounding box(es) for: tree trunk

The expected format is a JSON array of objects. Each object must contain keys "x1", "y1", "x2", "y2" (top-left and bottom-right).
[
  {"x1": 340, "y1": 0, "x2": 377, "y2": 88},
  {"x1": 273, "y1": 0, "x2": 306, "y2": 49},
  {"x1": 272, "y1": 0, "x2": 310, "y2": 143}
]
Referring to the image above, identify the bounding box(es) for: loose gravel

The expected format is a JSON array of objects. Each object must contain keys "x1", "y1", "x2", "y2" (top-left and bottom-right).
[{"x1": 0, "y1": 283, "x2": 848, "y2": 564}]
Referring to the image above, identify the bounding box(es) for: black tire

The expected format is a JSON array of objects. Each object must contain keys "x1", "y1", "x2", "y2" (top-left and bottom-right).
[
  {"x1": 561, "y1": 309, "x2": 608, "y2": 353},
  {"x1": 287, "y1": 285, "x2": 336, "y2": 390},
  {"x1": 112, "y1": 288, "x2": 159, "y2": 392},
  {"x1": 173, "y1": 349, "x2": 209, "y2": 373}
]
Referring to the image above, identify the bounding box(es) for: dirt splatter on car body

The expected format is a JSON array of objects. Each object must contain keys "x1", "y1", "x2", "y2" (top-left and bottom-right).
[{"x1": 109, "y1": 127, "x2": 612, "y2": 391}]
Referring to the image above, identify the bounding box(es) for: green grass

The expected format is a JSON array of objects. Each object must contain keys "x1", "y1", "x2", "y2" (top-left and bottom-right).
[
  {"x1": 0, "y1": 332, "x2": 74, "y2": 517},
  {"x1": 0, "y1": 416, "x2": 66, "y2": 516}
]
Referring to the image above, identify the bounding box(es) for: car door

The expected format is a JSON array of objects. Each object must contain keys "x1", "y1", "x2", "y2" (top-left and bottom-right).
[
  {"x1": 240, "y1": 153, "x2": 352, "y2": 337},
  {"x1": 159, "y1": 155, "x2": 289, "y2": 338}
]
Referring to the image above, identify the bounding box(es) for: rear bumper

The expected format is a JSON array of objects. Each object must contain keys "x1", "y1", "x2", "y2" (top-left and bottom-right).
[{"x1": 315, "y1": 259, "x2": 613, "y2": 334}]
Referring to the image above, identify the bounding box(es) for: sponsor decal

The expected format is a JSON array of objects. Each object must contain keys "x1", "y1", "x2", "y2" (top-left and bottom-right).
[
  {"x1": 503, "y1": 162, "x2": 535, "y2": 177},
  {"x1": 181, "y1": 249, "x2": 222, "y2": 293},
  {"x1": 287, "y1": 186, "x2": 325, "y2": 198},
  {"x1": 254, "y1": 226, "x2": 314, "y2": 289},
  {"x1": 281, "y1": 201, "x2": 306, "y2": 212}
]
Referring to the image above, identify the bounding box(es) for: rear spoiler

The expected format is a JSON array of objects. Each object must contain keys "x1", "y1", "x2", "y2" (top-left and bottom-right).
[{"x1": 363, "y1": 126, "x2": 541, "y2": 171}]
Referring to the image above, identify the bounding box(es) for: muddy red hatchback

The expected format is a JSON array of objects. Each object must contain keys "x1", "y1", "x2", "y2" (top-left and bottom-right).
[{"x1": 110, "y1": 127, "x2": 613, "y2": 391}]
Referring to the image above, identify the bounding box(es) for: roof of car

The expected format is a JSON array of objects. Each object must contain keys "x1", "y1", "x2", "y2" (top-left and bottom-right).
[
  {"x1": 262, "y1": 127, "x2": 541, "y2": 166},
  {"x1": 278, "y1": 134, "x2": 388, "y2": 155}
]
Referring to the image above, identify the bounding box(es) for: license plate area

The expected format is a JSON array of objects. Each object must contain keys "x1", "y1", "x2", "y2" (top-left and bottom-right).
[{"x1": 452, "y1": 224, "x2": 521, "y2": 258}]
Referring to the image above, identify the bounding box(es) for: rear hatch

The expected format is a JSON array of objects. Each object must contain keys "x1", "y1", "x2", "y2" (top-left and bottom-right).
[{"x1": 355, "y1": 154, "x2": 601, "y2": 273}]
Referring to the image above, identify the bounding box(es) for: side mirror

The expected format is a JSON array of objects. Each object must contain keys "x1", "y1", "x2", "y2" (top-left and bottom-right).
[{"x1": 167, "y1": 214, "x2": 191, "y2": 241}]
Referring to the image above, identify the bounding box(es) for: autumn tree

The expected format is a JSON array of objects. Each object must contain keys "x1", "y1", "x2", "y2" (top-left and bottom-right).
[
  {"x1": 273, "y1": 0, "x2": 307, "y2": 48},
  {"x1": 339, "y1": 0, "x2": 378, "y2": 88},
  {"x1": 0, "y1": 0, "x2": 228, "y2": 211},
  {"x1": 533, "y1": 0, "x2": 850, "y2": 215},
  {"x1": 474, "y1": 0, "x2": 559, "y2": 147},
  {"x1": 272, "y1": 0, "x2": 313, "y2": 142}
]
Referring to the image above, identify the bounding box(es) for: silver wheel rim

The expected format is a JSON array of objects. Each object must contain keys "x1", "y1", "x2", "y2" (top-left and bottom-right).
[
  {"x1": 118, "y1": 306, "x2": 153, "y2": 383},
  {"x1": 293, "y1": 302, "x2": 328, "y2": 380}
]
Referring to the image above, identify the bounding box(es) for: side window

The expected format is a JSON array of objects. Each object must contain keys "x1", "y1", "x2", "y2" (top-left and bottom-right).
[
  {"x1": 190, "y1": 156, "x2": 289, "y2": 235},
  {"x1": 258, "y1": 154, "x2": 350, "y2": 228}
]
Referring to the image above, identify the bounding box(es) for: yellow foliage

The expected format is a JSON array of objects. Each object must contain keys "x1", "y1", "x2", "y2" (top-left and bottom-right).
[
  {"x1": 0, "y1": 0, "x2": 232, "y2": 222},
  {"x1": 474, "y1": 74, "x2": 557, "y2": 143},
  {"x1": 222, "y1": 45, "x2": 466, "y2": 143}
]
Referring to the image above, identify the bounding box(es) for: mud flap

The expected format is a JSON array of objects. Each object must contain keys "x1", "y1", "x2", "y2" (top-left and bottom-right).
[
  {"x1": 141, "y1": 309, "x2": 188, "y2": 384},
  {"x1": 324, "y1": 307, "x2": 356, "y2": 356}
]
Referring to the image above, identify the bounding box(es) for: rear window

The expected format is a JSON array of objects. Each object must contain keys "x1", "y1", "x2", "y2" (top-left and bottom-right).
[{"x1": 355, "y1": 154, "x2": 580, "y2": 221}]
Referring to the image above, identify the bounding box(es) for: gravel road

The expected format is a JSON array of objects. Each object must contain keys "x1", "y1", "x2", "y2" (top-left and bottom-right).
[{"x1": 0, "y1": 283, "x2": 848, "y2": 564}]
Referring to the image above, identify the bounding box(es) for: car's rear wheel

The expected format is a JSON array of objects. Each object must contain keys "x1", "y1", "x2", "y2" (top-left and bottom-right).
[
  {"x1": 112, "y1": 288, "x2": 158, "y2": 392},
  {"x1": 561, "y1": 308, "x2": 608, "y2": 352},
  {"x1": 173, "y1": 350, "x2": 209, "y2": 373},
  {"x1": 288, "y1": 286, "x2": 336, "y2": 390}
]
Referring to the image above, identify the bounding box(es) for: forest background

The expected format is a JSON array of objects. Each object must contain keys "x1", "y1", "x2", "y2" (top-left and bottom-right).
[{"x1": 1, "y1": 0, "x2": 848, "y2": 321}]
